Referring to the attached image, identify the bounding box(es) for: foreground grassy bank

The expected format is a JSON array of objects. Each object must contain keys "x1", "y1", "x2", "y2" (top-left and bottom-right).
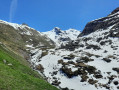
[{"x1": 0, "y1": 44, "x2": 58, "y2": 90}]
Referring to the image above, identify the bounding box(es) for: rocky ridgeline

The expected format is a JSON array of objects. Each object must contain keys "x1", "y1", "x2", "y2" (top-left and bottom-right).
[{"x1": 78, "y1": 7, "x2": 119, "y2": 37}]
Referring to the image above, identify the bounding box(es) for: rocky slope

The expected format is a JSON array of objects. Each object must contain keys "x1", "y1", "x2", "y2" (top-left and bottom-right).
[
  {"x1": 78, "y1": 7, "x2": 119, "y2": 37},
  {"x1": 43, "y1": 27, "x2": 80, "y2": 46},
  {"x1": 30, "y1": 7, "x2": 119, "y2": 90},
  {"x1": 0, "y1": 20, "x2": 55, "y2": 59}
]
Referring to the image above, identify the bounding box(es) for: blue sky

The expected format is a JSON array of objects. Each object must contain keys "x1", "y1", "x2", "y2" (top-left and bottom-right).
[{"x1": 0, "y1": 0, "x2": 119, "y2": 32}]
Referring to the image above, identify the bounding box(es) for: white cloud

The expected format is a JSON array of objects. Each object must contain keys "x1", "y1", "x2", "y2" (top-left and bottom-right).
[{"x1": 9, "y1": 0, "x2": 18, "y2": 22}]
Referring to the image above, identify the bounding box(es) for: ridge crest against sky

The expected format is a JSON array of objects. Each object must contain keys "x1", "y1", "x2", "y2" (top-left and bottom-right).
[{"x1": 0, "y1": 0, "x2": 119, "y2": 32}]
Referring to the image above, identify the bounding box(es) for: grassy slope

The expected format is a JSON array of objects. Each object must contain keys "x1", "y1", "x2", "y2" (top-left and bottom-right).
[{"x1": 0, "y1": 45, "x2": 58, "y2": 90}]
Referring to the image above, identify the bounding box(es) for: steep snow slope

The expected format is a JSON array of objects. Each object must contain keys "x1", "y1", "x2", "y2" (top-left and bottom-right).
[
  {"x1": 30, "y1": 25, "x2": 119, "y2": 90},
  {"x1": 43, "y1": 27, "x2": 80, "y2": 46},
  {"x1": 29, "y1": 7, "x2": 119, "y2": 90}
]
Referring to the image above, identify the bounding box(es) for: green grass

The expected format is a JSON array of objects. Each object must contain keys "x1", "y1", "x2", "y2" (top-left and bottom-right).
[{"x1": 0, "y1": 45, "x2": 58, "y2": 90}]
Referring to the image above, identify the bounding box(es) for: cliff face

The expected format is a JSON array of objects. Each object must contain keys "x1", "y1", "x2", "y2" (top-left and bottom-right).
[{"x1": 78, "y1": 7, "x2": 119, "y2": 37}]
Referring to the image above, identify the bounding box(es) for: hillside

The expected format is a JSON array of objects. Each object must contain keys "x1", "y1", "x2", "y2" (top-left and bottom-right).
[
  {"x1": 0, "y1": 21, "x2": 58, "y2": 90},
  {"x1": 0, "y1": 20, "x2": 55, "y2": 59},
  {"x1": 0, "y1": 43, "x2": 58, "y2": 90}
]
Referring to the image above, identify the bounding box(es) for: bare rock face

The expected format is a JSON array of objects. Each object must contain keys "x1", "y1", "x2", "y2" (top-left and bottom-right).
[
  {"x1": 54, "y1": 27, "x2": 62, "y2": 35},
  {"x1": 111, "y1": 7, "x2": 119, "y2": 14},
  {"x1": 78, "y1": 7, "x2": 119, "y2": 37}
]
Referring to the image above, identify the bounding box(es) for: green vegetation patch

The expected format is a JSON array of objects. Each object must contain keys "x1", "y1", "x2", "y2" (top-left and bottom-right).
[{"x1": 0, "y1": 45, "x2": 58, "y2": 90}]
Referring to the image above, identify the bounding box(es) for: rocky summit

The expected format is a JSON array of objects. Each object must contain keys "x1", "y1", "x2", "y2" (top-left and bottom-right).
[{"x1": 43, "y1": 27, "x2": 80, "y2": 46}]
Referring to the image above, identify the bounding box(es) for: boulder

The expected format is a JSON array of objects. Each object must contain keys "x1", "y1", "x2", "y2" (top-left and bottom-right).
[
  {"x1": 3, "y1": 59, "x2": 7, "y2": 64},
  {"x1": 112, "y1": 68, "x2": 119, "y2": 73},
  {"x1": 36, "y1": 64, "x2": 44, "y2": 73},
  {"x1": 52, "y1": 80, "x2": 61, "y2": 86},
  {"x1": 113, "y1": 81, "x2": 118, "y2": 85},
  {"x1": 103, "y1": 58, "x2": 111, "y2": 63},
  {"x1": 88, "y1": 79, "x2": 98, "y2": 85}
]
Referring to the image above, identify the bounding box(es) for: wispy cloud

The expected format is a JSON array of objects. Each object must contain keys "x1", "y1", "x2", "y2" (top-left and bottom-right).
[{"x1": 9, "y1": 0, "x2": 18, "y2": 22}]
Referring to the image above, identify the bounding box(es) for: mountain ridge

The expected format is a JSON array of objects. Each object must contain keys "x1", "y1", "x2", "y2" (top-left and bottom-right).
[
  {"x1": 43, "y1": 27, "x2": 80, "y2": 46},
  {"x1": 78, "y1": 7, "x2": 119, "y2": 37}
]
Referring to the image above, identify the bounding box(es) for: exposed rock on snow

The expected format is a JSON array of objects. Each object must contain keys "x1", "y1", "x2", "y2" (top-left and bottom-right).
[{"x1": 29, "y1": 7, "x2": 119, "y2": 90}]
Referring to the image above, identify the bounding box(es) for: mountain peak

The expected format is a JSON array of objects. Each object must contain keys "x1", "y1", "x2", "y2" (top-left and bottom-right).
[
  {"x1": 111, "y1": 7, "x2": 119, "y2": 14},
  {"x1": 43, "y1": 28, "x2": 80, "y2": 46},
  {"x1": 22, "y1": 23, "x2": 29, "y2": 26},
  {"x1": 53, "y1": 27, "x2": 62, "y2": 35}
]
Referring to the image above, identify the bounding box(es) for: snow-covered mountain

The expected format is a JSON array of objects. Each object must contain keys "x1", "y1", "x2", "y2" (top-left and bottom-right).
[
  {"x1": 29, "y1": 7, "x2": 119, "y2": 90},
  {"x1": 1, "y1": 7, "x2": 119, "y2": 90},
  {"x1": 42, "y1": 27, "x2": 80, "y2": 46}
]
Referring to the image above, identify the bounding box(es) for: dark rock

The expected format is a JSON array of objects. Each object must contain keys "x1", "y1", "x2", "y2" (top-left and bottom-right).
[
  {"x1": 53, "y1": 77, "x2": 57, "y2": 79},
  {"x1": 79, "y1": 44, "x2": 84, "y2": 47},
  {"x1": 77, "y1": 63, "x2": 87, "y2": 67},
  {"x1": 60, "y1": 41, "x2": 78, "y2": 51},
  {"x1": 81, "y1": 75, "x2": 89, "y2": 82},
  {"x1": 54, "y1": 27, "x2": 62, "y2": 35},
  {"x1": 63, "y1": 55, "x2": 75, "y2": 60},
  {"x1": 36, "y1": 64, "x2": 44, "y2": 73},
  {"x1": 85, "y1": 66, "x2": 96, "y2": 74},
  {"x1": 78, "y1": 68, "x2": 87, "y2": 75},
  {"x1": 67, "y1": 61, "x2": 75, "y2": 64},
  {"x1": 95, "y1": 55, "x2": 101, "y2": 58},
  {"x1": 61, "y1": 87, "x2": 69, "y2": 90},
  {"x1": 100, "y1": 41, "x2": 106, "y2": 45},
  {"x1": 106, "y1": 86, "x2": 110, "y2": 89},
  {"x1": 80, "y1": 56, "x2": 94, "y2": 63},
  {"x1": 96, "y1": 37, "x2": 102, "y2": 42},
  {"x1": 83, "y1": 38, "x2": 91, "y2": 42},
  {"x1": 58, "y1": 59, "x2": 63, "y2": 64},
  {"x1": 86, "y1": 44, "x2": 101, "y2": 50},
  {"x1": 104, "y1": 50, "x2": 108, "y2": 53},
  {"x1": 100, "y1": 40, "x2": 112, "y2": 46},
  {"x1": 114, "y1": 81, "x2": 118, "y2": 85},
  {"x1": 88, "y1": 79, "x2": 98, "y2": 85},
  {"x1": 117, "y1": 86, "x2": 119, "y2": 89},
  {"x1": 103, "y1": 58, "x2": 111, "y2": 63},
  {"x1": 94, "y1": 74, "x2": 103, "y2": 79},
  {"x1": 52, "y1": 80, "x2": 61, "y2": 86},
  {"x1": 60, "y1": 66, "x2": 78, "y2": 78},
  {"x1": 112, "y1": 68, "x2": 119, "y2": 73},
  {"x1": 52, "y1": 71, "x2": 58, "y2": 75},
  {"x1": 111, "y1": 7, "x2": 119, "y2": 15}
]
